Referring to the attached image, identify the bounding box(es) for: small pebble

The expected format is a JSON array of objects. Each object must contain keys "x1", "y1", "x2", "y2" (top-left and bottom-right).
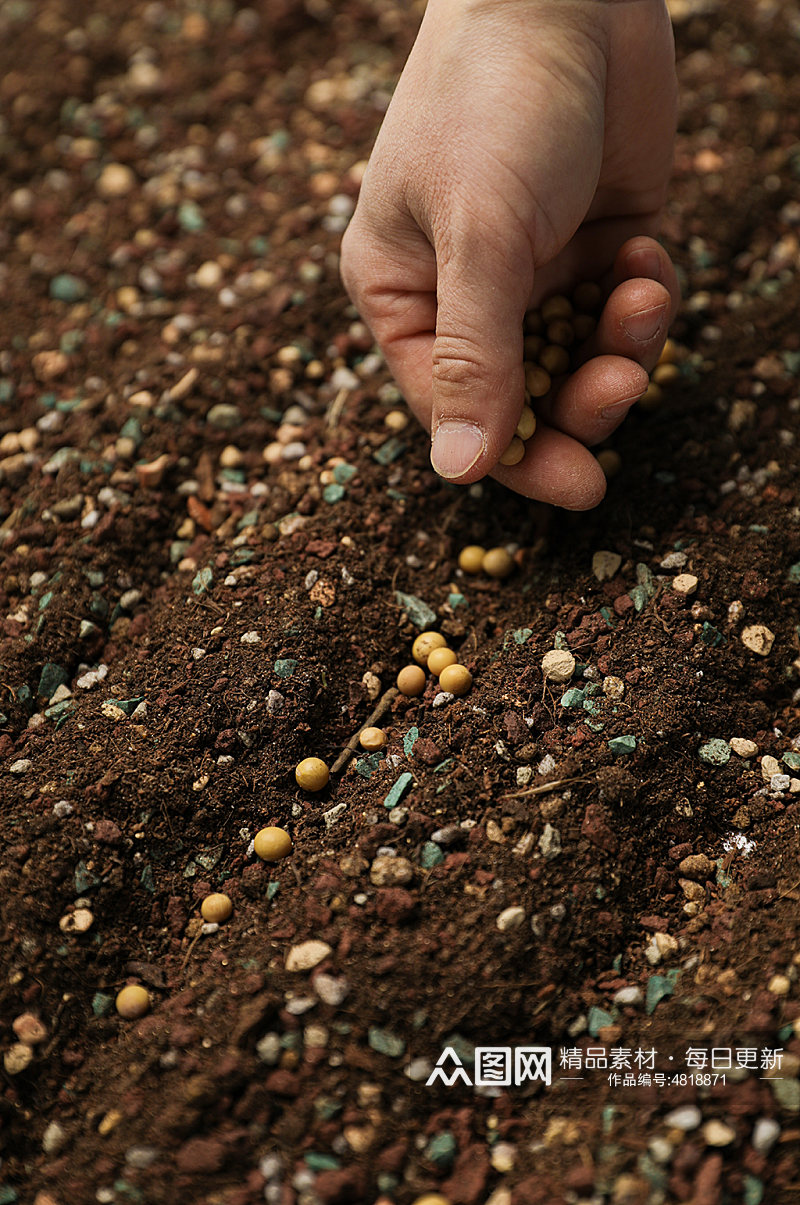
[
  {"x1": 741, "y1": 624, "x2": 775, "y2": 656},
  {"x1": 12, "y1": 1013, "x2": 48, "y2": 1044},
  {"x1": 115, "y1": 984, "x2": 151, "y2": 1019},
  {"x1": 542, "y1": 648, "x2": 575, "y2": 683},
  {"x1": 411, "y1": 630, "x2": 446, "y2": 665},
  {"x1": 359, "y1": 727, "x2": 387, "y2": 751},
  {"x1": 438, "y1": 664, "x2": 472, "y2": 697},
  {"x1": 397, "y1": 665, "x2": 426, "y2": 697},
  {"x1": 295, "y1": 757, "x2": 329, "y2": 791},
  {"x1": 767, "y1": 974, "x2": 791, "y2": 996},
  {"x1": 254, "y1": 826, "x2": 293, "y2": 861},
  {"x1": 496, "y1": 906, "x2": 526, "y2": 932},
  {"x1": 4, "y1": 1043, "x2": 34, "y2": 1075},
  {"x1": 673, "y1": 573, "x2": 699, "y2": 596},
  {"x1": 664, "y1": 1104, "x2": 702, "y2": 1131},
  {"x1": 702, "y1": 1119, "x2": 736, "y2": 1147},
  {"x1": 730, "y1": 737, "x2": 758, "y2": 757},
  {"x1": 751, "y1": 1117, "x2": 781, "y2": 1154},
  {"x1": 285, "y1": 940, "x2": 332, "y2": 972},
  {"x1": 458, "y1": 545, "x2": 486, "y2": 574},
  {"x1": 592, "y1": 550, "x2": 622, "y2": 581},
  {"x1": 482, "y1": 547, "x2": 515, "y2": 578},
  {"x1": 200, "y1": 893, "x2": 233, "y2": 924}
]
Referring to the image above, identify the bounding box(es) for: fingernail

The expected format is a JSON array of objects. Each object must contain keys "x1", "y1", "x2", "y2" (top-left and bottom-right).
[
  {"x1": 599, "y1": 393, "x2": 641, "y2": 420},
  {"x1": 625, "y1": 248, "x2": 661, "y2": 280},
  {"x1": 620, "y1": 302, "x2": 667, "y2": 343},
  {"x1": 430, "y1": 421, "x2": 486, "y2": 479}
]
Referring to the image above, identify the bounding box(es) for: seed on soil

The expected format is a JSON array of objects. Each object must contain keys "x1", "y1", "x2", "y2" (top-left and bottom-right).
[
  {"x1": 427, "y1": 646, "x2": 458, "y2": 676},
  {"x1": 295, "y1": 757, "x2": 330, "y2": 791},
  {"x1": 115, "y1": 985, "x2": 151, "y2": 1020},
  {"x1": 253, "y1": 826, "x2": 293, "y2": 862},
  {"x1": 397, "y1": 665, "x2": 427, "y2": 697},
  {"x1": 438, "y1": 664, "x2": 472, "y2": 696},
  {"x1": 411, "y1": 630, "x2": 447, "y2": 664},
  {"x1": 200, "y1": 893, "x2": 233, "y2": 924},
  {"x1": 515, "y1": 404, "x2": 537, "y2": 441},
  {"x1": 482, "y1": 547, "x2": 515, "y2": 578},
  {"x1": 359, "y1": 726, "x2": 387, "y2": 751},
  {"x1": 499, "y1": 436, "x2": 526, "y2": 466},
  {"x1": 457, "y1": 545, "x2": 486, "y2": 574},
  {"x1": 542, "y1": 649, "x2": 576, "y2": 683}
]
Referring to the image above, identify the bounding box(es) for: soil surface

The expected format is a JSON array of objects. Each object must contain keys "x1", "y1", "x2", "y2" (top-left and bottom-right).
[{"x1": 2, "y1": 1, "x2": 800, "y2": 1203}]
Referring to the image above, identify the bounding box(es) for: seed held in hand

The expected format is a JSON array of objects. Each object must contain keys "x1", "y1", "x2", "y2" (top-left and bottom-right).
[
  {"x1": 438, "y1": 663, "x2": 472, "y2": 696},
  {"x1": 254, "y1": 826, "x2": 293, "y2": 861},
  {"x1": 201, "y1": 893, "x2": 233, "y2": 924},
  {"x1": 359, "y1": 726, "x2": 387, "y2": 751},
  {"x1": 295, "y1": 757, "x2": 330, "y2": 791},
  {"x1": 539, "y1": 344, "x2": 571, "y2": 376},
  {"x1": 116, "y1": 984, "x2": 151, "y2": 1020},
  {"x1": 457, "y1": 545, "x2": 486, "y2": 574},
  {"x1": 499, "y1": 436, "x2": 525, "y2": 466},
  {"x1": 427, "y1": 646, "x2": 458, "y2": 676},
  {"x1": 397, "y1": 664, "x2": 426, "y2": 696},
  {"x1": 524, "y1": 365, "x2": 551, "y2": 397},
  {"x1": 482, "y1": 547, "x2": 515, "y2": 578},
  {"x1": 412, "y1": 630, "x2": 446, "y2": 665},
  {"x1": 515, "y1": 404, "x2": 537, "y2": 441}
]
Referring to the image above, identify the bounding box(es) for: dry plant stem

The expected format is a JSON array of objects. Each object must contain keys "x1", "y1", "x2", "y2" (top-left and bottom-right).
[
  {"x1": 498, "y1": 775, "x2": 591, "y2": 800},
  {"x1": 325, "y1": 386, "x2": 351, "y2": 429},
  {"x1": 331, "y1": 687, "x2": 399, "y2": 773}
]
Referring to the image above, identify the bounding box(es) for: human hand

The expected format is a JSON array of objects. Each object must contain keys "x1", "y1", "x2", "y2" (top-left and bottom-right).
[{"x1": 340, "y1": 0, "x2": 681, "y2": 509}]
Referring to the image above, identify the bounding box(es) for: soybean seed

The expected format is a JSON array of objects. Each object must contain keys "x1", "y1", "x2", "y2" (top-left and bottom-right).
[
  {"x1": 596, "y1": 449, "x2": 622, "y2": 478},
  {"x1": 482, "y1": 547, "x2": 515, "y2": 578},
  {"x1": 254, "y1": 826, "x2": 293, "y2": 861},
  {"x1": 427, "y1": 646, "x2": 458, "y2": 676},
  {"x1": 412, "y1": 630, "x2": 447, "y2": 664},
  {"x1": 541, "y1": 295, "x2": 573, "y2": 322},
  {"x1": 397, "y1": 664, "x2": 426, "y2": 696},
  {"x1": 653, "y1": 362, "x2": 680, "y2": 386},
  {"x1": 359, "y1": 726, "x2": 387, "y2": 751},
  {"x1": 572, "y1": 280, "x2": 603, "y2": 311},
  {"x1": 116, "y1": 984, "x2": 150, "y2": 1020},
  {"x1": 201, "y1": 893, "x2": 233, "y2": 923},
  {"x1": 539, "y1": 344, "x2": 571, "y2": 376},
  {"x1": 572, "y1": 313, "x2": 597, "y2": 341},
  {"x1": 515, "y1": 404, "x2": 537, "y2": 441},
  {"x1": 523, "y1": 334, "x2": 545, "y2": 360},
  {"x1": 457, "y1": 545, "x2": 486, "y2": 574},
  {"x1": 546, "y1": 319, "x2": 575, "y2": 347},
  {"x1": 523, "y1": 311, "x2": 544, "y2": 335},
  {"x1": 439, "y1": 663, "x2": 473, "y2": 696},
  {"x1": 499, "y1": 436, "x2": 525, "y2": 466},
  {"x1": 295, "y1": 757, "x2": 330, "y2": 791},
  {"x1": 524, "y1": 365, "x2": 551, "y2": 397}
]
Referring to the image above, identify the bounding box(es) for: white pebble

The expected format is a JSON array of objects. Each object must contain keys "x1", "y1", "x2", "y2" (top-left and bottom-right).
[
  {"x1": 660, "y1": 551, "x2": 687, "y2": 570},
  {"x1": 751, "y1": 1117, "x2": 781, "y2": 1154},
  {"x1": 496, "y1": 906, "x2": 526, "y2": 932},
  {"x1": 741, "y1": 624, "x2": 775, "y2": 656},
  {"x1": 664, "y1": 1104, "x2": 702, "y2": 1131},
  {"x1": 730, "y1": 738, "x2": 758, "y2": 757},
  {"x1": 613, "y1": 985, "x2": 643, "y2": 1006},
  {"x1": 770, "y1": 774, "x2": 791, "y2": 793},
  {"x1": 9, "y1": 759, "x2": 32, "y2": 774},
  {"x1": 433, "y1": 691, "x2": 454, "y2": 707},
  {"x1": 702, "y1": 1119, "x2": 736, "y2": 1147},
  {"x1": 541, "y1": 648, "x2": 575, "y2": 684},
  {"x1": 285, "y1": 940, "x2": 332, "y2": 972},
  {"x1": 313, "y1": 973, "x2": 350, "y2": 1006},
  {"x1": 672, "y1": 573, "x2": 699, "y2": 596},
  {"x1": 42, "y1": 1121, "x2": 67, "y2": 1154},
  {"x1": 602, "y1": 676, "x2": 625, "y2": 700},
  {"x1": 592, "y1": 550, "x2": 622, "y2": 581},
  {"x1": 53, "y1": 800, "x2": 74, "y2": 817},
  {"x1": 240, "y1": 631, "x2": 261, "y2": 644}
]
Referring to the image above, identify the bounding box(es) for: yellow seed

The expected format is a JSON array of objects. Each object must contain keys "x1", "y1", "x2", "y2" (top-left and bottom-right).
[
  {"x1": 596, "y1": 449, "x2": 622, "y2": 478},
  {"x1": 524, "y1": 364, "x2": 551, "y2": 397},
  {"x1": 572, "y1": 313, "x2": 597, "y2": 341},
  {"x1": 427, "y1": 646, "x2": 458, "y2": 676},
  {"x1": 359, "y1": 726, "x2": 387, "y2": 751},
  {"x1": 573, "y1": 280, "x2": 603, "y2": 312},
  {"x1": 115, "y1": 985, "x2": 150, "y2": 1020},
  {"x1": 539, "y1": 344, "x2": 571, "y2": 376},
  {"x1": 412, "y1": 630, "x2": 447, "y2": 664},
  {"x1": 515, "y1": 404, "x2": 537, "y2": 441},
  {"x1": 541, "y1": 295, "x2": 573, "y2": 322},
  {"x1": 457, "y1": 545, "x2": 486, "y2": 574},
  {"x1": 523, "y1": 310, "x2": 544, "y2": 336},
  {"x1": 384, "y1": 409, "x2": 408, "y2": 431},
  {"x1": 201, "y1": 893, "x2": 233, "y2": 924},
  {"x1": 254, "y1": 826, "x2": 293, "y2": 861},
  {"x1": 295, "y1": 757, "x2": 330, "y2": 791},
  {"x1": 657, "y1": 337, "x2": 678, "y2": 365},
  {"x1": 546, "y1": 319, "x2": 575, "y2": 347},
  {"x1": 397, "y1": 665, "x2": 426, "y2": 697},
  {"x1": 439, "y1": 663, "x2": 473, "y2": 696},
  {"x1": 482, "y1": 547, "x2": 515, "y2": 579},
  {"x1": 499, "y1": 436, "x2": 525, "y2": 466},
  {"x1": 638, "y1": 381, "x2": 664, "y2": 411},
  {"x1": 411, "y1": 1197, "x2": 452, "y2": 1205},
  {"x1": 523, "y1": 334, "x2": 545, "y2": 360},
  {"x1": 653, "y1": 362, "x2": 681, "y2": 386}
]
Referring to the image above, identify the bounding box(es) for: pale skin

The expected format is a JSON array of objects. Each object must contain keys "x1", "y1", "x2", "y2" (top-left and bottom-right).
[{"x1": 340, "y1": 0, "x2": 681, "y2": 509}]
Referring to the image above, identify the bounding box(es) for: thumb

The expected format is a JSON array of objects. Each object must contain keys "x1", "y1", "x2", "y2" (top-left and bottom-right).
[{"x1": 428, "y1": 223, "x2": 533, "y2": 483}]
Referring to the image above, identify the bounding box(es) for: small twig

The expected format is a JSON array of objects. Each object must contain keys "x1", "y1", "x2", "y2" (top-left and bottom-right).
[
  {"x1": 326, "y1": 387, "x2": 350, "y2": 429},
  {"x1": 498, "y1": 775, "x2": 591, "y2": 801},
  {"x1": 331, "y1": 687, "x2": 399, "y2": 773}
]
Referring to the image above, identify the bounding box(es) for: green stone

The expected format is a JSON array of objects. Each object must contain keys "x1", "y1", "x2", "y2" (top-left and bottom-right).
[
  {"x1": 178, "y1": 200, "x2": 205, "y2": 231},
  {"x1": 587, "y1": 1006, "x2": 616, "y2": 1036},
  {"x1": 120, "y1": 416, "x2": 143, "y2": 445},
  {"x1": 322, "y1": 483, "x2": 345, "y2": 503},
  {"x1": 420, "y1": 841, "x2": 444, "y2": 868},
  {"x1": 699, "y1": 738, "x2": 730, "y2": 766},
  {"x1": 394, "y1": 591, "x2": 437, "y2": 628},
  {"x1": 426, "y1": 1132, "x2": 457, "y2": 1170},
  {"x1": 743, "y1": 1176, "x2": 764, "y2": 1205},
  {"x1": 367, "y1": 1026, "x2": 405, "y2": 1057},
  {"x1": 274, "y1": 659, "x2": 297, "y2": 678},
  {"x1": 38, "y1": 662, "x2": 69, "y2": 698},
  {"x1": 442, "y1": 1033, "x2": 476, "y2": 1064},
  {"x1": 332, "y1": 462, "x2": 356, "y2": 484},
  {"x1": 560, "y1": 688, "x2": 586, "y2": 708},
  {"x1": 0, "y1": 1186, "x2": 18, "y2": 1204},
  {"x1": 645, "y1": 974, "x2": 674, "y2": 1015},
  {"x1": 50, "y1": 273, "x2": 87, "y2": 302},
  {"x1": 769, "y1": 1077, "x2": 800, "y2": 1112},
  {"x1": 192, "y1": 566, "x2": 213, "y2": 594},
  {"x1": 304, "y1": 1153, "x2": 340, "y2": 1172},
  {"x1": 447, "y1": 592, "x2": 467, "y2": 608},
  {"x1": 206, "y1": 403, "x2": 242, "y2": 429},
  {"x1": 608, "y1": 735, "x2": 636, "y2": 756},
  {"x1": 383, "y1": 772, "x2": 413, "y2": 808},
  {"x1": 92, "y1": 991, "x2": 114, "y2": 1016},
  {"x1": 513, "y1": 627, "x2": 533, "y2": 644},
  {"x1": 404, "y1": 726, "x2": 419, "y2": 756},
  {"x1": 373, "y1": 436, "x2": 406, "y2": 465},
  {"x1": 787, "y1": 563, "x2": 800, "y2": 584},
  {"x1": 783, "y1": 752, "x2": 800, "y2": 771},
  {"x1": 700, "y1": 622, "x2": 724, "y2": 647},
  {"x1": 355, "y1": 753, "x2": 382, "y2": 779}
]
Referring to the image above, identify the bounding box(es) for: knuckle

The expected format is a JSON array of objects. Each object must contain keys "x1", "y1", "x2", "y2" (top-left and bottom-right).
[{"x1": 431, "y1": 334, "x2": 486, "y2": 391}]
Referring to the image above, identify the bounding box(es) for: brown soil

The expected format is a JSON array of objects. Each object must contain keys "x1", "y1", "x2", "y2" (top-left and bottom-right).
[{"x1": 2, "y1": 2, "x2": 800, "y2": 1203}]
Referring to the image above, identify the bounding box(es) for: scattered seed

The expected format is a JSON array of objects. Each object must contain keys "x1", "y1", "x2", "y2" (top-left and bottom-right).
[
  {"x1": 457, "y1": 545, "x2": 486, "y2": 574},
  {"x1": 359, "y1": 726, "x2": 387, "y2": 751},
  {"x1": 200, "y1": 893, "x2": 233, "y2": 924},
  {"x1": 427, "y1": 646, "x2": 458, "y2": 676},
  {"x1": 438, "y1": 663, "x2": 472, "y2": 697},
  {"x1": 115, "y1": 984, "x2": 151, "y2": 1019},
  {"x1": 411, "y1": 630, "x2": 447, "y2": 665},
  {"x1": 397, "y1": 665, "x2": 427, "y2": 697},
  {"x1": 295, "y1": 757, "x2": 330, "y2": 791},
  {"x1": 253, "y1": 826, "x2": 293, "y2": 861},
  {"x1": 482, "y1": 547, "x2": 515, "y2": 578}
]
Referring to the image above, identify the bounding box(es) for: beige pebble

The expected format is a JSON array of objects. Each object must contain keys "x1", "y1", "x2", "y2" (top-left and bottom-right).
[
  {"x1": 4, "y1": 1043, "x2": 34, "y2": 1075},
  {"x1": 741, "y1": 624, "x2": 775, "y2": 656},
  {"x1": 592, "y1": 550, "x2": 622, "y2": 581},
  {"x1": 370, "y1": 855, "x2": 414, "y2": 886},
  {"x1": 730, "y1": 738, "x2": 758, "y2": 757},
  {"x1": 384, "y1": 409, "x2": 408, "y2": 431},
  {"x1": 12, "y1": 1013, "x2": 48, "y2": 1045},
  {"x1": 702, "y1": 1119, "x2": 736, "y2": 1147},
  {"x1": 135, "y1": 453, "x2": 170, "y2": 488},
  {"x1": 768, "y1": 974, "x2": 791, "y2": 996},
  {"x1": 59, "y1": 908, "x2": 94, "y2": 933},
  {"x1": 541, "y1": 648, "x2": 575, "y2": 683},
  {"x1": 673, "y1": 574, "x2": 699, "y2": 596},
  {"x1": 496, "y1": 905, "x2": 526, "y2": 932},
  {"x1": 761, "y1": 755, "x2": 781, "y2": 781},
  {"x1": 285, "y1": 940, "x2": 332, "y2": 972},
  {"x1": 97, "y1": 163, "x2": 136, "y2": 198},
  {"x1": 602, "y1": 675, "x2": 625, "y2": 700}
]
